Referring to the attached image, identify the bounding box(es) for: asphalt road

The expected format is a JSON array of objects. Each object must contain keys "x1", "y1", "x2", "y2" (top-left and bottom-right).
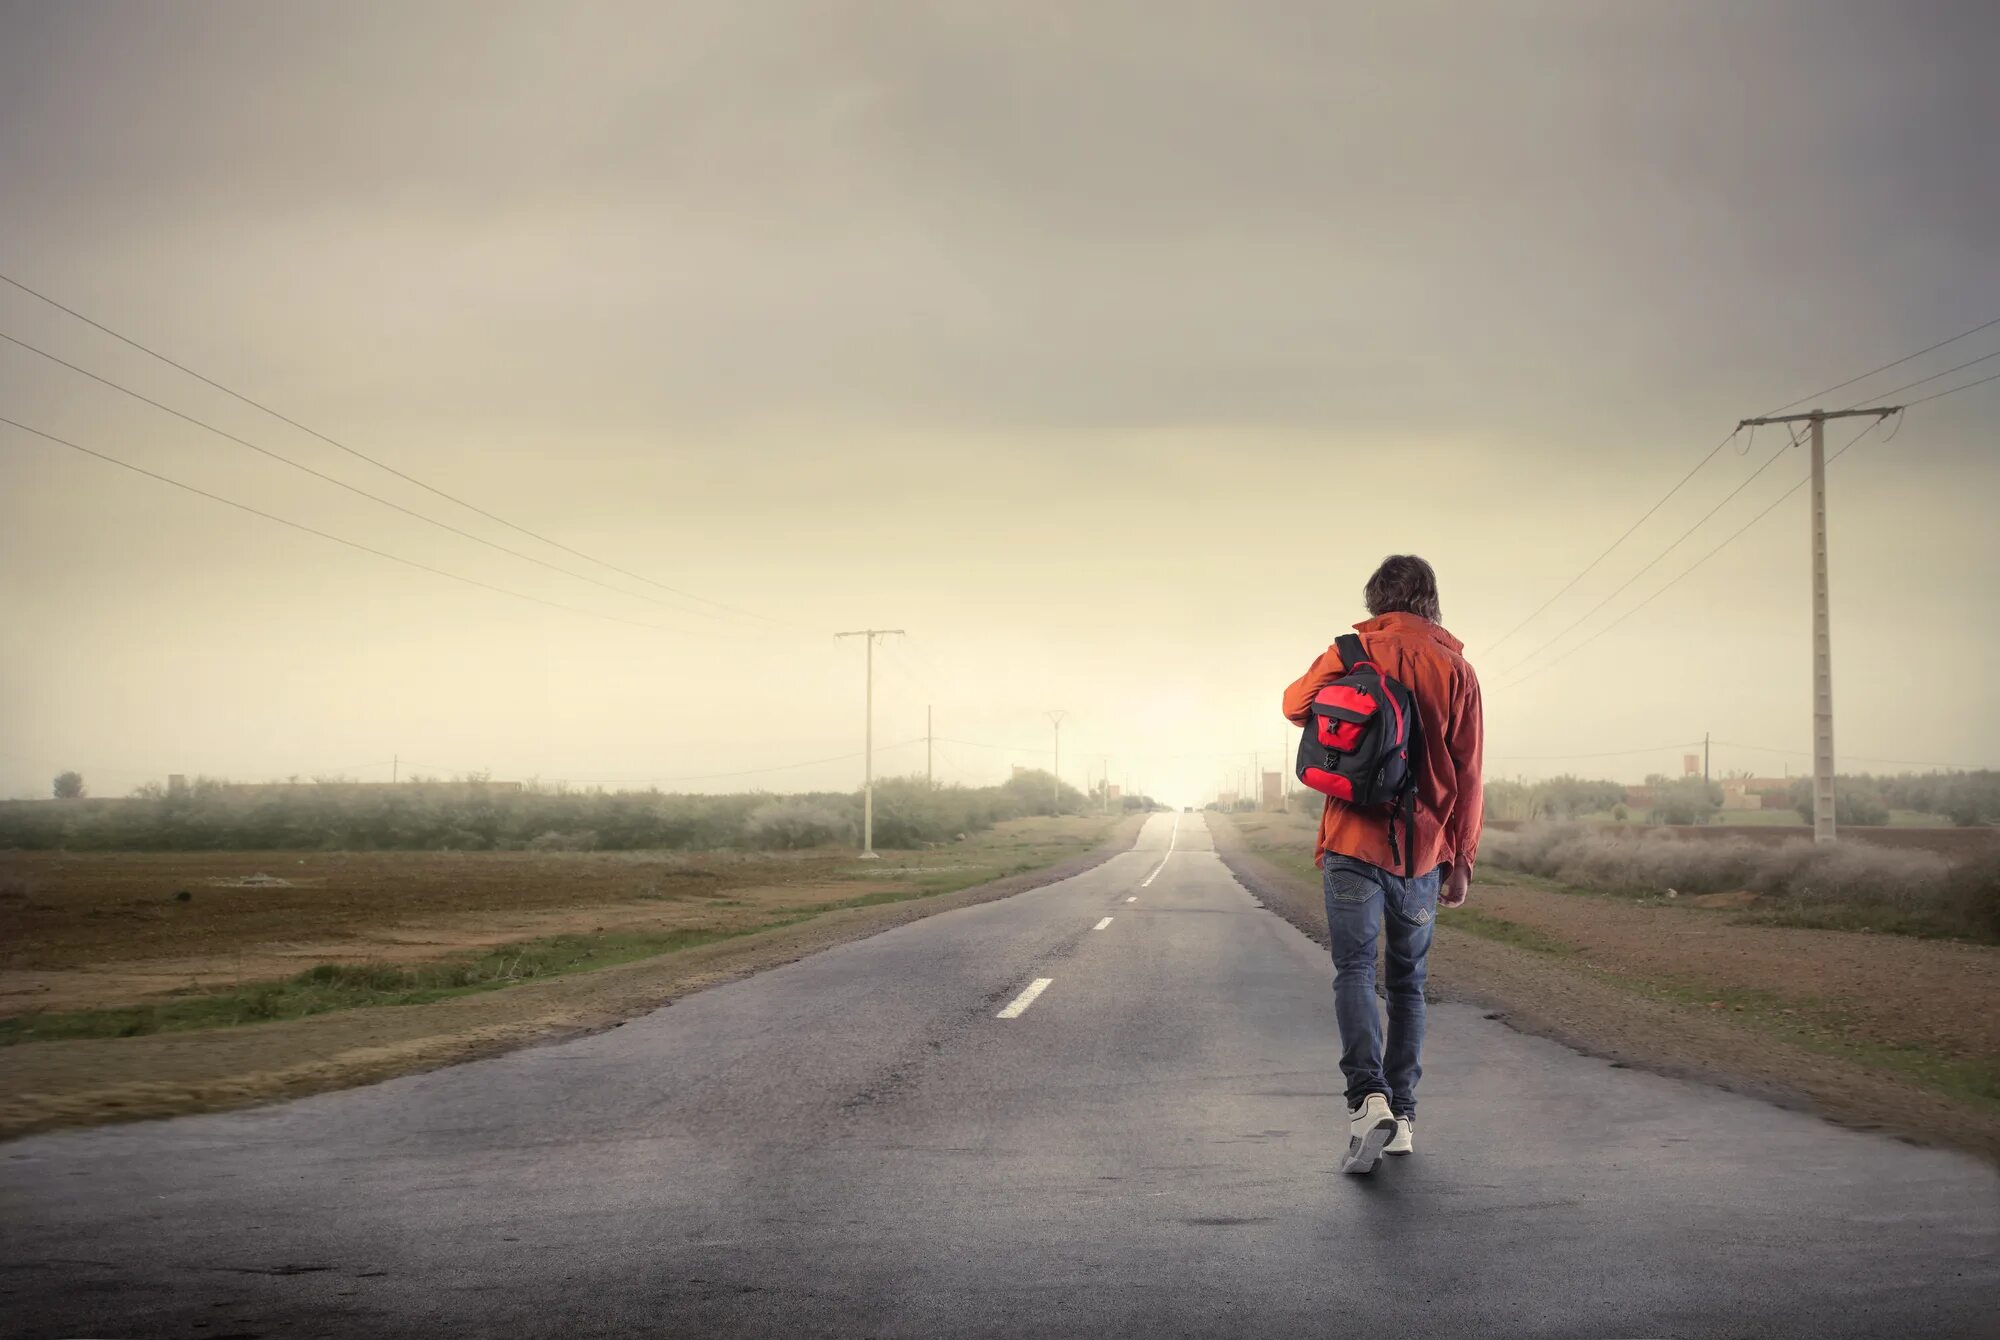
[{"x1": 4, "y1": 813, "x2": 1996, "y2": 1338}]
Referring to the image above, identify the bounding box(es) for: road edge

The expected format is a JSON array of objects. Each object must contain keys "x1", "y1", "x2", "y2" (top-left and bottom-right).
[
  {"x1": 1206, "y1": 811, "x2": 2000, "y2": 1166},
  {"x1": 1, "y1": 813, "x2": 1150, "y2": 1142}
]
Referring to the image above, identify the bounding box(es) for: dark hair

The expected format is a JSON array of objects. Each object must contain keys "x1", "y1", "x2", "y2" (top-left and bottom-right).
[{"x1": 1364, "y1": 554, "x2": 1441, "y2": 622}]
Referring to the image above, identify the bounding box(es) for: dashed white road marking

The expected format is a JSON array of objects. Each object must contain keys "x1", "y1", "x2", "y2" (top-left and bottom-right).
[
  {"x1": 1093, "y1": 916, "x2": 1113, "y2": 930},
  {"x1": 996, "y1": 978, "x2": 1053, "y2": 1019},
  {"x1": 1140, "y1": 812, "x2": 1181, "y2": 887},
  {"x1": 1125, "y1": 896, "x2": 1137, "y2": 903}
]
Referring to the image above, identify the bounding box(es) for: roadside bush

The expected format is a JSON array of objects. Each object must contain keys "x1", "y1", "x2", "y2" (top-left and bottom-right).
[
  {"x1": 1481, "y1": 821, "x2": 1989, "y2": 940},
  {"x1": 1485, "y1": 775, "x2": 1628, "y2": 823},
  {"x1": 866, "y1": 777, "x2": 1019, "y2": 848},
  {"x1": 526, "y1": 830, "x2": 600, "y2": 852},
  {"x1": 1791, "y1": 777, "x2": 1891, "y2": 827},
  {"x1": 1873, "y1": 769, "x2": 1999, "y2": 826},
  {"x1": 740, "y1": 800, "x2": 856, "y2": 850},
  {"x1": 1484, "y1": 822, "x2": 1948, "y2": 898},
  {"x1": 1649, "y1": 775, "x2": 1721, "y2": 825},
  {"x1": 998, "y1": 768, "x2": 1090, "y2": 817},
  {"x1": 0, "y1": 768, "x2": 1105, "y2": 855},
  {"x1": 1940, "y1": 852, "x2": 2000, "y2": 940}
]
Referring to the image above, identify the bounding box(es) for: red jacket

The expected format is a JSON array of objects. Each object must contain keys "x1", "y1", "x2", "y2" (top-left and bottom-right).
[{"x1": 1283, "y1": 612, "x2": 1484, "y2": 874}]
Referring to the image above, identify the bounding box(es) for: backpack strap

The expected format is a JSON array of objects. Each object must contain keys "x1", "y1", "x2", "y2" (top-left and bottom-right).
[
  {"x1": 1390, "y1": 679, "x2": 1423, "y2": 877},
  {"x1": 1334, "y1": 633, "x2": 1371, "y2": 673}
]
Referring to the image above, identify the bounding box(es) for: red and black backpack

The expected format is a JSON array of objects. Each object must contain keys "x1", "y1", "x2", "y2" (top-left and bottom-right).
[{"x1": 1295, "y1": 633, "x2": 1424, "y2": 874}]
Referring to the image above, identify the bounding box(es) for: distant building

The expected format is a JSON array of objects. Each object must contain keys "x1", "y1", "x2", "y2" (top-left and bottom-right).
[
  {"x1": 1261, "y1": 770, "x2": 1284, "y2": 810},
  {"x1": 1721, "y1": 777, "x2": 1792, "y2": 811}
]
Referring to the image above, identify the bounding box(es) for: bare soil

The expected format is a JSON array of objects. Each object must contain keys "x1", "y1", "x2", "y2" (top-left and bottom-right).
[
  {"x1": 0, "y1": 814, "x2": 1144, "y2": 1139},
  {"x1": 1212, "y1": 811, "x2": 2000, "y2": 1164},
  {"x1": 0, "y1": 847, "x2": 881, "y2": 975},
  {"x1": 0, "y1": 880, "x2": 905, "y2": 1016},
  {"x1": 1469, "y1": 879, "x2": 2000, "y2": 1064}
]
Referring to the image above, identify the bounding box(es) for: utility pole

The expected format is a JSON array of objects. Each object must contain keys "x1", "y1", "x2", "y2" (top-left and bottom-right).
[
  {"x1": 1046, "y1": 711, "x2": 1067, "y2": 812},
  {"x1": 1736, "y1": 406, "x2": 1899, "y2": 843},
  {"x1": 392, "y1": 754, "x2": 398, "y2": 785},
  {"x1": 926, "y1": 705, "x2": 934, "y2": 789},
  {"x1": 1703, "y1": 733, "x2": 1709, "y2": 788},
  {"x1": 835, "y1": 628, "x2": 905, "y2": 858}
]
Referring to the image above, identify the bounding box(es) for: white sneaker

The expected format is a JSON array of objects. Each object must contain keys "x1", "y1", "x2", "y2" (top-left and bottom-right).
[
  {"x1": 1342, "y1": 1093, "x2": 1397, "y2": 1174},
  {"x1": 1385, "y1": 1115, "x2": 1414, "y2": 1156}
]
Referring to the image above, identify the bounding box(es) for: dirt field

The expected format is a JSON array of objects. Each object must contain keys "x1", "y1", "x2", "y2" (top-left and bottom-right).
[
  {"x1": 1214, "y1": 810, "x2": 2000, "y2": 1163},
  {"x1": 0, "y1": 819, "x2": 1120, "y2": 1011},
  {"x1": 0, "y1": 814, "x2": 1143, "y2": 1138}
]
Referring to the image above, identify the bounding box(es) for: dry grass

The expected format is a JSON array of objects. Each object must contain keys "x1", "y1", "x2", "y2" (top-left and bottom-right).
[
  {"x1": 1209, "y1": 811, "x2": 2000, "y2": 1161},
  {"x1": 1481, "y1": 822, "x2": 1996, "y2": 942},
  {"x1": 0, "y1": 814, "x2": 1147, "y2": 1137},
  {"x1": 0, "y1": 814, "x2": 1128, "y2": 1024}
]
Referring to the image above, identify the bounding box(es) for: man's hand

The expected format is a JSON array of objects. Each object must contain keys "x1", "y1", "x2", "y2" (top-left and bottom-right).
[{"x1": 1440, "y1": 862, "x2": 1471, "y2": 908}]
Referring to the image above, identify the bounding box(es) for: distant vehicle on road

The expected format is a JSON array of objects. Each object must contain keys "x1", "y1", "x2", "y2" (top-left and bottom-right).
[{"x1": 1183, "y1": 806, "x2": 1193, "y2": 812}]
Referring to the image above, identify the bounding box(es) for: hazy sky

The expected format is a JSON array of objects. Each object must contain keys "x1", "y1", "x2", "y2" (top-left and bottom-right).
[{"x1": 3, "y1": 1, "x2": 1996, "y2": 806}]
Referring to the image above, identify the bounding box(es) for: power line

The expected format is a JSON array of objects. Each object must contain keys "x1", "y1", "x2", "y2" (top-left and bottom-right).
[
  {"x1": 935, "y1": 736, "x2": 1051, "y2": 756},
  {"x1": 1495, "y1": 436, "x2": 1795, "y2": 678},
  {"x1": 879, "y1": 638, "x2": 940, "y2": 701},
  {"x1": 1, "y1": 329, "x2": 772, "y2": 634},
  {"x1": 1, "y1": 415, "x2": 735, "y2": 638},
  {"x1": 1482, "y1": 431, "x2": 1738, "y2": 655},
  {"x1": 1483, "y1": 315, "x2": 1998, "y2": 655},
  {"x1": 894, "y1": 635, "x2": 957, "y2": 692},
  {"x1": 0, "y1": 270, "x2": 785, "y2": 629},
  {"x1": 1709, "y1": 740, "x2": 1989, "y2": 771},
  {"x1": 1863, "y1": 347, "x2": 2000, "y2": 403},
  {"x1": 1501, "y1": 418, "x2": 1886, "y2": 690},
  {"x1": 537, "y1": 740, "x2": 928, "y2": 786},
  {"x1": 1498, "y1": 347, "x2": 1966, "y2": 685},
  {"x1": 1493, "y1": 741, "x2": 1703, "y2": 761},
  {"x1": 1504, "y1": 347, "x2": 2000, "y2": 689},
  {"x1": 1761, "y1": 315, "x2": 2000, "y2": 415},
  {"x1": 1906, "y1": 367, "x2": 2000, "y2": 407}
]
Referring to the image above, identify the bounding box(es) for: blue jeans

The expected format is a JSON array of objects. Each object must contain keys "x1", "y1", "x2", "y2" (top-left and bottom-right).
[{"x1": 1323, "y1": 853, "x2": 1440, "y2": 1117}]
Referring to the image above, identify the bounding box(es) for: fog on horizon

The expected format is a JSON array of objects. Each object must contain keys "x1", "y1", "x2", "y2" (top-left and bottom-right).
[{"x1": 3, "y1": 1, "x2": 1996, "y2": 808}]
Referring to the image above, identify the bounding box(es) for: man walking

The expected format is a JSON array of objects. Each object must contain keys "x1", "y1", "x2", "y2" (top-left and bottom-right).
[{"x1": 1282, "y1": 555, "x2": 1484, "y2": 1173}]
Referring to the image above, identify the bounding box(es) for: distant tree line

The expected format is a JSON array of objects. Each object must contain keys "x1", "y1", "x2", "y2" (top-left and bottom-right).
[
  {"x1": 1790, "y1": 770, "x2": 2000, "y2": 828},
  {"x1": 0, "y1": 768, "x2": 1163, "y2": 853},
  {"x1": 1479, "y1": 769, "x2": 1998, "y2": 828},
  {"x1": 1482, "y1": 776, "x2": 1629, "y2": 823}
]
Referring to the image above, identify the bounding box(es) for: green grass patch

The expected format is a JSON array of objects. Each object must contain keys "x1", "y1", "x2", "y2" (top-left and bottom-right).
[
  {"x1": 0, "y1": 919, "x2": 812, "y2": 1046},
  {"x1": 0, "y1": 818, "x2": 1128, "y2": 1047},
  {"x1": 1600, "y1": 971, "x2": 2000, "y2": 1112},
  {"x1": 1439, "y1": 907, "x2": 1578, "y2": 956},
  {"x1": 1471, "y1": 866, "x2": 1615, "y2": 900},
  {"x1": 783, "y1": 884, "x2": 964, "y2": 915},
  {"x1": 1727, "y1": 901, "x2": 1988, "y2": 942}
]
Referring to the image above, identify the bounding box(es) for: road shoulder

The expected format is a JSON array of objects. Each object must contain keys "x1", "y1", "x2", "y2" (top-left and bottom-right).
[{"x1": 1208, "y1": 811, "x2": 2000, "y2": 1164}]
